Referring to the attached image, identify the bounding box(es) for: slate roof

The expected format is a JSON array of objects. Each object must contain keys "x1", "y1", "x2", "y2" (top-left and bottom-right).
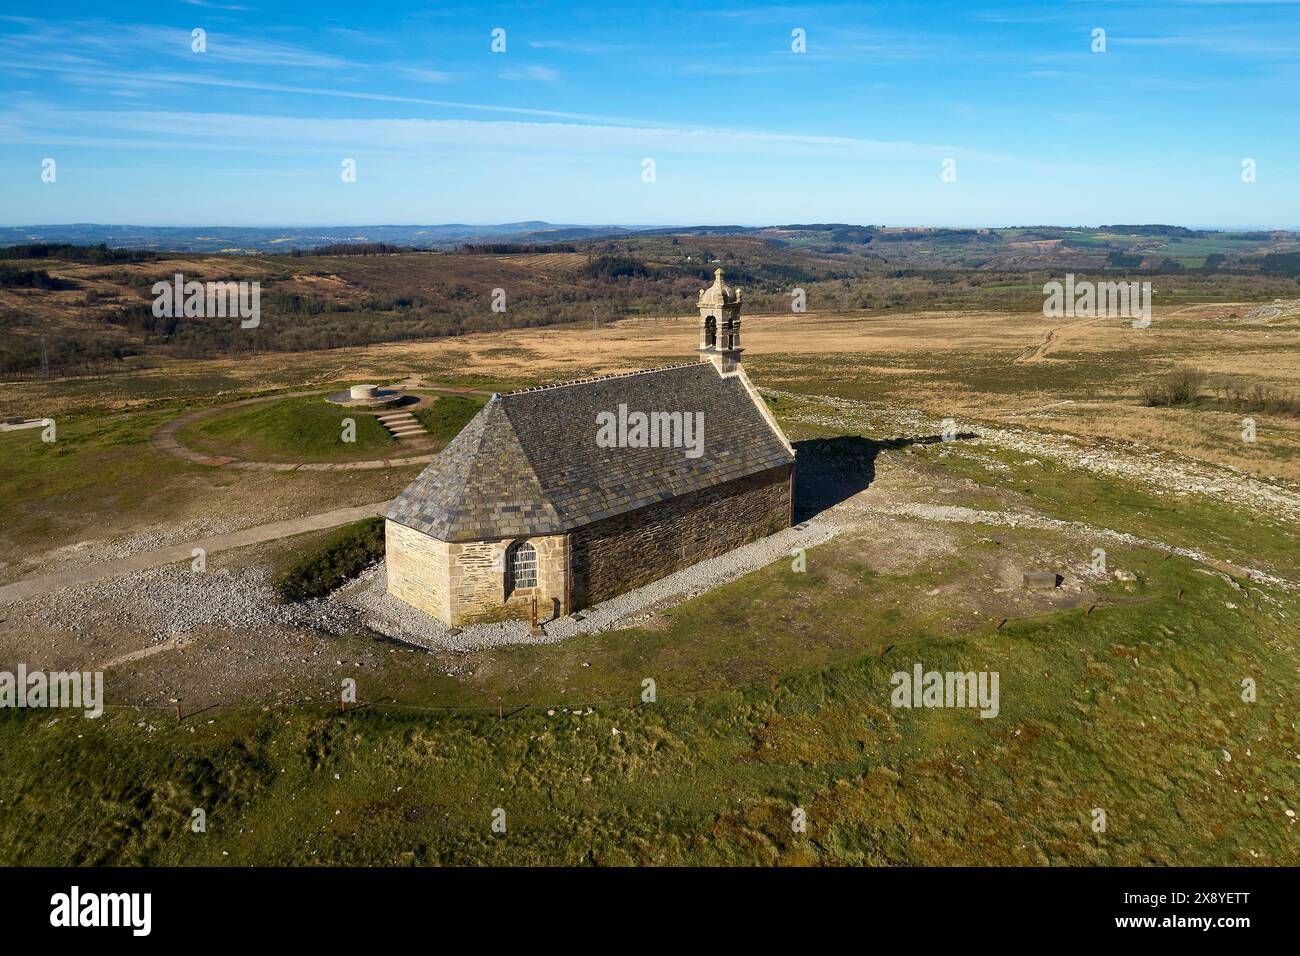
[{"x1": 387, "y1": 362, "x2": 794, "y2": 542}]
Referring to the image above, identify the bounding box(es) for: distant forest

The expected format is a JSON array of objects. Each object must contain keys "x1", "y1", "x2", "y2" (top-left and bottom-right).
[{"x1": 0, "y1": 243, "x2": 158, "y2": 264}]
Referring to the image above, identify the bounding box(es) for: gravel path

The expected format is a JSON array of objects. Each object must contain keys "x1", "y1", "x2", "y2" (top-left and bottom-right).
[
  {"x1": 2, "y1": 515, "x2": 840, "y2": 657},
  {"x1": 849, "y1": 501, "x2": 1293, "y2": 591},
  {"x1": 0, "y1": 500, "x2": 390, "y2": 605},
  {"x1": 334, "y1": 518, "x2": 841, "y2": 652}
]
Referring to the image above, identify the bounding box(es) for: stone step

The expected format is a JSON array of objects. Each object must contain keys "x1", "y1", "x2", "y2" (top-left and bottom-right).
[{"x1": 376, "y1": 411, "x2": 427, "y2": 442}]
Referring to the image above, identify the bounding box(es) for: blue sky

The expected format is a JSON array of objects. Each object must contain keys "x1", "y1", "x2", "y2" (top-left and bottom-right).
[{"x1": 1, "y1": 0, "x2": 1297, "y2": 228}]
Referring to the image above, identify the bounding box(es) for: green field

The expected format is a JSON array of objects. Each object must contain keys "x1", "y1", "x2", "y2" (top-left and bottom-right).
[
  {"x1": 0, "y1": 408, "x2": 193, "y2": 558},
  {"x1": 2, "y1": 297, "x2": 1298, "y2": 865},
  {"x1": 1, "y1": 541, "x2": 1294, "y2": 865},
  {"x1": 2, "y1": 409, "x2": 1297, "y2": 865}
]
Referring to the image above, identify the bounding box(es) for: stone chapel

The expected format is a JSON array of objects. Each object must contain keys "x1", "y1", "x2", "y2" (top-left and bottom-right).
[{"x1": 384, "y1": 268, "x2": 796, "y2": 626}]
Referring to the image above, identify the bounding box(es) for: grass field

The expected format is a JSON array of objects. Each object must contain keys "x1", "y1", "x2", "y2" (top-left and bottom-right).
[
  {"x1": 0, "y1": 402, "x2": 421, "y2": 583},
  {"x1": 1, "y1": 540, "x2": 1294, "y2": 865},
  {"x1": 177, "y1": 395, "x2": 398, "y2": 462},
  {"x1": 2, "y1": 296, "x2": 1298, "y2": 866},
  {"x1": 412, "y1": 394, "x2": 486, "y2": 442},
  {"x1": 274, "y1": 517, "x2": 385, "y2": 601}
]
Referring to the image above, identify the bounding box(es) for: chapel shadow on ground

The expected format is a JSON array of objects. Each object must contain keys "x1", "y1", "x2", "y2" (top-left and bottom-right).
[{"x1": 792, "y1": 432, "x2": 976, "y2": 521}]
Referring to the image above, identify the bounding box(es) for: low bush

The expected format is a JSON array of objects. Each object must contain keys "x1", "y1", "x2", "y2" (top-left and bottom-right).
[
  {"x1": 1141, "y1": 368, "x2": 1300, "y2": 416},
  {"x1": 1141, "y1": 367, "x2": 1205, "y2": 406},
  {"x1": 275, "y1": 517, "x2": 385, "y2": 601},
  {"x1": 1213, "y1": 381, "x2": 1300, "y2": 416}
]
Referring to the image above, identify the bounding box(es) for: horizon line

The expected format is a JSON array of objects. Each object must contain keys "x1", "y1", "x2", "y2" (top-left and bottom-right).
[{"x1": 3, "y1": 221, "x2": 1298, "y2": 233}]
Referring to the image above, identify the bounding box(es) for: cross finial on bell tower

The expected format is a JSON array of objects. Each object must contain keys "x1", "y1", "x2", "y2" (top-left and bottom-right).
[{"x1": 696, "y1": 267, "x2": 744, "y2": 374}]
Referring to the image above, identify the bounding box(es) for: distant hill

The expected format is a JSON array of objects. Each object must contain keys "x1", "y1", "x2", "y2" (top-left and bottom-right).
[
  {"x1": 1, "y1": 222, "x2": 1296, "y2": 266},
  {"x1": 0, "y1": 223, "x2": 638, "y2": 254}
]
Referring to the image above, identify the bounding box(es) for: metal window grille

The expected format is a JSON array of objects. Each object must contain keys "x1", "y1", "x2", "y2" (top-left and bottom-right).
[{"x1": 508, "y1": 542, "x2": 537, "y2": 591}]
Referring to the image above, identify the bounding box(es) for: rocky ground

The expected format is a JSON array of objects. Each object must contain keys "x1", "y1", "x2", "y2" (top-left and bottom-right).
[
  {"x1": 7, "y1": 511, "x2": 297, "y2": 584},
  {"x1": 773, "y1": 388, "x2": 1300, "y2": 526}
]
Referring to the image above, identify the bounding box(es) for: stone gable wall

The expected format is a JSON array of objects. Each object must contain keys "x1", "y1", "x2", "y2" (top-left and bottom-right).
[
  {"x1": 570, "y1": 464, "x2": 792, "y2": 608},
  {"x1": 385, "y1": 519, "x2": 450, "y2": 622},
  {"x1": 448, "y1": 534, "x2": 568, "y2": 624}
]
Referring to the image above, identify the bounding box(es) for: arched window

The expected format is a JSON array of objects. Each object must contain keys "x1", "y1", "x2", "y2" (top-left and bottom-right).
[
  {"x1": 506, "y1": 541, "x2": 537, "y2": 593},
  {"x1": 703, "y1": 314, "x2": 717, "y2": 349}
]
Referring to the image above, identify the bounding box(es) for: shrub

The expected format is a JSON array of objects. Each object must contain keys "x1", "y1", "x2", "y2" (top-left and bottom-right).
[
  {"x1": 0, "y1": 264, "x2": 75, "y2": 290},
  {"x1": 276, "y1": 517, "x2": 384, "y2": 601},
  {"x1": 582, "y1": 255, "x2": 650, "y2": 280},
  {"x1": 1141, "y1": 367, "x2": 1205, "y2": 407},
  {"x1": 1163, "y1": 367, "x2": 1205, "y2": 405},
  {"x1": 1213, "y1": 380, "x2": 1300, "y2": 417}
]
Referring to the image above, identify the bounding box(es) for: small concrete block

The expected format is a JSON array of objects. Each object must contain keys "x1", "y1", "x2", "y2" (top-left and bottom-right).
[{"x1": 1023, "y1": 570, "x2": 1059, "y2": 590}]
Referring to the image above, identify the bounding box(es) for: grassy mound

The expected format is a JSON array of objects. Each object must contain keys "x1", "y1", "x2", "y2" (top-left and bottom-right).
[
  {"x1": 178, "y1": 395, "x2": 396, "y2": 462},
  {"x1": 413, "y1": 395, "x2": 485, "y2": 443},
  {"x1": 275, "y1": 517, "x2": 385, "y2": 601}
]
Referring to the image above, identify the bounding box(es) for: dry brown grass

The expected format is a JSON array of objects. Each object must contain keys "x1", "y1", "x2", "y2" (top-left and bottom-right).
[{"x1": 10, "y1": 299, "x2": 1300, "y2": 479}]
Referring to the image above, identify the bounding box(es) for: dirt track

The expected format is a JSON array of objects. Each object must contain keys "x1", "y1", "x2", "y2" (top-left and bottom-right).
[{"x1": 0, "y1": 500, "x2": 390, "y2": 605}]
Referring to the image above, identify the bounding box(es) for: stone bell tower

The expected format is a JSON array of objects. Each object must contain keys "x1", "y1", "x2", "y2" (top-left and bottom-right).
[{"x1": 696, "y1": 267, "x2": 743, "y2": 374}]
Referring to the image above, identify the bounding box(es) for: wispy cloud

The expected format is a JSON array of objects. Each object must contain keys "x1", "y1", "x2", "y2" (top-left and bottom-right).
[
  {"x1": 0, "y1": 61, "x2": 642, "y2": 124},
  {"x1": 180, "y1": 0, "x2": 252, "y2": 11},
  {"x1": 499, "y1": 65, "x2": 560, "y2": 82},
  {"x1": 1, "y1": 107, "x2": 1090, "y2": 174},
  {"x1": 395, "y1": 66, "x2": 458, "y2": 84},
  {"x1": 0, "y1": 18, "x2": 352, "y2": 70}
]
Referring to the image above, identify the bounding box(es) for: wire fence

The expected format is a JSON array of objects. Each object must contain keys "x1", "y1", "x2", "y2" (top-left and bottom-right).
[{"x1": 53, "y1": 645, "x2": 902, "y2": 723}]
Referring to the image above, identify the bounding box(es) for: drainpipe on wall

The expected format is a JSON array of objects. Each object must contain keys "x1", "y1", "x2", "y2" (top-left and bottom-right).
[
  {"x1": 564, "y1": 533, "x2": 573, "y2": 615},
  {"x1": 787, "y1": 464, "x2": 795, "y2": 527}
]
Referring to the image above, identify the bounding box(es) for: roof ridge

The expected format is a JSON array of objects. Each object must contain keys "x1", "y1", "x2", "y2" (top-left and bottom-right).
[
  {"x1": 411, "y1": 398, "x2": 494, "y2": 509},
  {"x1": 496, "y1": 398, "x2": 566, "y2": 524},
  {"x1": 505, "y1": 362, "x2": 700, "y2": 396}
]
